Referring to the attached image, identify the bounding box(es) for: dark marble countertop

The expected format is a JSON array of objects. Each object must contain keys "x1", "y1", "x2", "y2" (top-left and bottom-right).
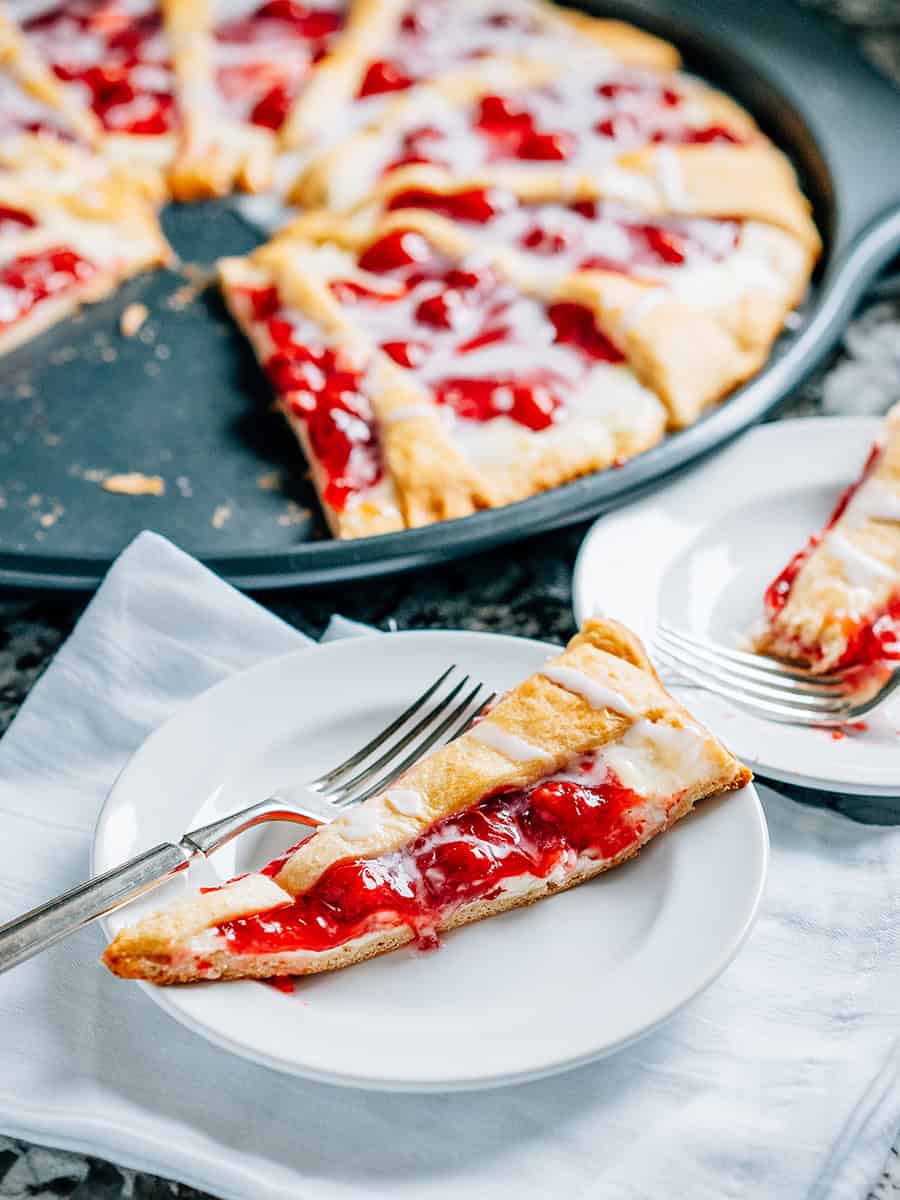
[{"x1": 3, "y1": 2, "x2": 900, "y2": 1196}]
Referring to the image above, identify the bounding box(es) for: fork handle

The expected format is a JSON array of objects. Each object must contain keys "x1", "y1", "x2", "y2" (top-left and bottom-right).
[{"x1": 0, "y1": 841, "x2": 195, "y2": 975}]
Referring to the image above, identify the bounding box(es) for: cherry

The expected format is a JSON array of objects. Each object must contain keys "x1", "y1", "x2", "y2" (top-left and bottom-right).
[
  {"x1": 640, "y1": 225, "x2": 686, "y2": 265},
  {"x1": 386, "y1": 187, "x2": 508, "y2": 224},
  {"x1": 358, "y1": 229, "x2": 431, "y2": 273},
  {"x1": 381, "y1": 339, "x2": 428, "y2": 367},
  {"x1": 547, "y1": 302, "x2": 624, "y2": 362},
  {"x1": 515, "y1": 129, "x2": 574, "y2": 161},
  {"x1": 247, "y1": 286, "x2": 280, "y2": 320},
  {"x1": 359, "y1": 59, "x2": 414, "y2": 97},
  {"x1": 415, "y1": 291, "x2": 462, "y2": 329},
  {"x1": 684, "y1": 124, "x2": 741, "y2": 144},
  {"x1": 475, "y1": 94, "x2": 534, "y2": 134},
  {"x1": 521, "y1": 225, "x2": 570, "y2": 254},
  {"x1": 570, "y1": 199, "x2": 598, "y2": 219},
  {"x1": 250, "y1": 82, "x2": 291, "y2": 130},
  {"x1": 418, "y1": 840, "x2": 504, "y2": 902},
  {"x1": 0, "y1": 205, "x2": 36, "y2": 230}
]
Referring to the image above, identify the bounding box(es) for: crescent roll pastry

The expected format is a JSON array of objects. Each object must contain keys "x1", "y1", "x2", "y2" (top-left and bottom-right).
[
  {"x1": 755, "y1": 403, "x2": 900, "y2": 673},
  {"x1": 103, "y1": 616, "x2": 752, "y2": 984},
  {"x1": 0, "y1": 0, "x2": 820, "y2": 531},
  {"x1": 219, "y1": 211, "x2": 670, "y2": 535},
  {"x1": 0, "y1": 149, "x2": 170, "y2": 355}
]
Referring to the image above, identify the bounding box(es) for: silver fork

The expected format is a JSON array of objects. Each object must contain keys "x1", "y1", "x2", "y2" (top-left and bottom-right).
[
  {"x1": 655, "y1": 621, "x2": 900, "y2": 726},
  {"x1": 0, "y1": 666, "x2": 492, "y2": 975}
]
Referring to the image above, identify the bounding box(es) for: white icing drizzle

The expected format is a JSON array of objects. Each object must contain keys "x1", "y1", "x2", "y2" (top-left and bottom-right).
[
  {"x1": 470, "y1": 722, "x2": 553, "y2": 763},
  {"x1": 382, "y1": 403, "x2": 437, "y2": 425},
  {"x1": 825, "y1": 531, "x2": 896, "y2": 587},
  {"x1": 541, "y1": 664, "x2": 638, "y2": 716},
  {"x1": 655, "y1": 147, "x2": 690, "y2": 211},
  {"x1": 597, "y1": 718, "x2": 712, "y2": 796},
  {"x1": 843, "y1": 478, "x2": 900, "y2": 528},
  {"x1": 384, "y1": 788, "x2": 427, "y2": 819},
  {"x1": 619, "y1": 287, "x2": 665, "y2": 333},
  {"x1": 334, "y1": 806, "x2": 386, "y2": 842}
]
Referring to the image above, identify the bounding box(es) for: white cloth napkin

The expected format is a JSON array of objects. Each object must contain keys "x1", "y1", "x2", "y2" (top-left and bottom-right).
[{"x1": 1, "y1": 531, "x2": 899, "y2": 1200}]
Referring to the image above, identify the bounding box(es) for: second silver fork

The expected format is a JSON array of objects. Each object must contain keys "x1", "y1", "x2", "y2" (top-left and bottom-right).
[{"x1": 655, "y1": 620, "x2": 900, "y2": 726}]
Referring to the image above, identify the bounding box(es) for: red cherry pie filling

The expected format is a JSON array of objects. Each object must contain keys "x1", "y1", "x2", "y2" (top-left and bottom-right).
[
  {"x1": 329, "y1": 229, "x2": 624, "y2": 433},
  {"x1": 0, "y1": 247, "x2": 99, "y2": 332},
  {"x1": 212, "y1": 745, "x2": 669, "y2": 959},
  {"x1": 385, "y1": 188, "x2": 740, "y2": 282},
  {"x1": 378, "y1": 72, "x2": 748, "y2": 177},
  {"x1": 213, "y1": 0, "x2": 346, "y2": 132},
  {"x1": 232, "y1": 283, "x2": 383, "y2": 511},
  {"x1": 25, "y1": 1, "x2": 178, "y2": 136},
  {"x1": 357, "y1": 0, "x2": 554, "y2": 100}
]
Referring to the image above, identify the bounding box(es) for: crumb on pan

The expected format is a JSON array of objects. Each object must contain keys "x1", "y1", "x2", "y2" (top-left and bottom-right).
[
  {"x1": 277, "y1": 500, "x2": 311, "y2": 526},
  {"x1": 256, "y1": 470, "x2": 283, "y2": 492},
  {"x1": 101, "y1": 472, "x2": 166, "y2": 496},
  {"x1": 120, "y1": 302, "x2": 149, "y2": 338},
  {"x1": 212, "y1": 502, "x2": 232, "y2": 528}
]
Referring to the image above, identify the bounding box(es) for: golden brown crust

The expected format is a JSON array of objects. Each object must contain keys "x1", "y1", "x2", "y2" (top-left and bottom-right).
[
  {"x1": 616, "y1": 143, "x2": 821, "y2": 254},
  {"x1": 539, "y1": 9, "x2": 680, "y2": 69},
  {"x1": 102, "y1": 615, "x2": 751, "y2": 983},
  {"x1": 162, "y1": 0, "x2": 276, "y2": 197}
]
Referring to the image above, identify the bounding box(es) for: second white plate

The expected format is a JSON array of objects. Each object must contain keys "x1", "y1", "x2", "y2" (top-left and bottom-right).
[
  {"x1": 574, "y1": 416, "x2": 900, "y2": 797},
  {"x1": 93, "y1": 630, "x2": 766, "y2": 1091}
]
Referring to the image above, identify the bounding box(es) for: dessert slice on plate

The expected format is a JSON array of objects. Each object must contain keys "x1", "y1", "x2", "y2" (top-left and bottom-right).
[
  {"x1": 103, "y1": 616, "x2": 751, "y2": 984},
  {"x1": 218, "y1": 212, "x2": 668, "y2": 535},
  {"x1": 755, "y1": 402, "x2": 900, "y2": 673}
]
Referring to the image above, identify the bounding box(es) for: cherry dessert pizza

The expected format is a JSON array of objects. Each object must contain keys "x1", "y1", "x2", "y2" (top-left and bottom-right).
[
  {"x1": 0, "y1": 0, "x2": 820, "y2": 540},
  {"x1": 755, "y1": 403, "x2": 900, "y2": 674},
  {"x1": 102, "y1": 616, "x2": 751, "y2": 985}
]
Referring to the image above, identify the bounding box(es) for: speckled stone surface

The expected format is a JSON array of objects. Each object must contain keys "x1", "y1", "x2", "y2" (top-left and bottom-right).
[{"x1": 3, "y1": 4, "x2": 900, "y2": 1197}]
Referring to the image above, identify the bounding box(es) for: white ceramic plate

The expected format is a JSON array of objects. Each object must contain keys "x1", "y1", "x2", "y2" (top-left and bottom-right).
[
  {"x1": 574, "y1": 416, "x2": 900, "y2": 797},
  {"x1": 93, "y1": 631, "x2": 767, "y2": 1092}
]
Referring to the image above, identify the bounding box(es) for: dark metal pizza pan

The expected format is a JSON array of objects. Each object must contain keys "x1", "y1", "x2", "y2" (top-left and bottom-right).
[{"x1": 1, "y1": 0, "x2": 899, "y2": 590}]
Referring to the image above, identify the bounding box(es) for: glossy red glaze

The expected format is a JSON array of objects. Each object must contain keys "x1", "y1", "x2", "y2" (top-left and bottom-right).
[
  {"x1": 0, "y1": 205, "x2": 37, "y2": 231},
  {"x1": 0, "y1": 247, "x2": 97, "y2": 330},
  {"x1": 240, "y1": 285, "x2": 383, "y2": 511},
  {"x1": 435, "y1": 373, "x2": 563, "y2": 431},
  {"x1": 385, "y1": 186, "x2": 510, "y2": 223},
  {"x1": 359, "y1": 59, "x2": 413, "y2": 97},
  {"x1": 249, "y1": 82, "x2": 291, "y2": 129},
  {"x1": 358, "y1": 229, "x2": 431, "y2": 273},
  {"x1": 547, "y1": 302, "x2": 624, "y2": 363},
  {"x1": 380, "y1": 338, "x2": 428, "y2": 367},
  {"x1": 215, "y1": 765, "x2": 646, "y2": 956}
]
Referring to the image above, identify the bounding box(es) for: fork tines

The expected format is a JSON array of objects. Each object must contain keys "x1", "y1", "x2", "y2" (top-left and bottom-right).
[
  {"x1": 653, "y1": 621, "x2": 894, "y2": 726},
  {"x1": 309, "y1": 667, "x2": 493, "y2": 808}
]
